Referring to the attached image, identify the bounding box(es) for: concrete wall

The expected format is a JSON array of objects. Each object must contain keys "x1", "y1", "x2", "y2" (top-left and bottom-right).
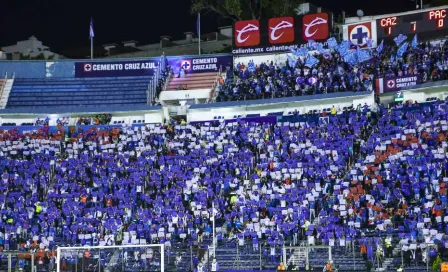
[
  {"x1": 379, "y1": 85, "x2": 448, "y2": 104},
  {"x1": 106, "y1": 39, "x2": 233, "y2": 59},
  {"x1": 1, "y1": 84, "x2": 447, "y2": 126},
  {"x1": 188, "y1": 92, "x2": 375, "y2": 122},
  {"x1": 0, "y1": 61, "x2": 46, "y2": 78}
]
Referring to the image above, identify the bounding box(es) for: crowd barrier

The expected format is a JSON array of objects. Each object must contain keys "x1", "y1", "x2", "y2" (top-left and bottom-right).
[
  {"x1": 0, "y1": 124, "x2": 145, "y2": 133},
  {"x1": 0, "y1": 104, "x2": 162, "y2": 115}
]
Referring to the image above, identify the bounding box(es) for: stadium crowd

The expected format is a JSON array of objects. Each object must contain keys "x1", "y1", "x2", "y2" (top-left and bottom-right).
[
  {"x1": 0, "y1": 97, "x2": 447, "y2": 271},
  {"x1": 216, "y1": 39, "x2": 448, "y2": 102},
  {"x1": 2, "y1": 38, "x2": 448, "y2": 271}
]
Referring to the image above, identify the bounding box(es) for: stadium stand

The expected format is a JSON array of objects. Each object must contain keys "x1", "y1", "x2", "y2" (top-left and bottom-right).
[
  {"x1": 215, "y1": 40, "x2": 448, "y2": 103},
  {"x1": 167, "y1": 72, "x2": 218, "y2": 91},
  {"x1": 5, "y1": 65, "x2": 171, "y2": 109},
  {"x1": 1, "y1": 21, "x2": 448, "y2": 272},
  {"x1": 6, "y1": 77, "x2": 152, "y2": 108},
  {"x1": 0, "y1": 96, "x2": 447, "y2": 271}
]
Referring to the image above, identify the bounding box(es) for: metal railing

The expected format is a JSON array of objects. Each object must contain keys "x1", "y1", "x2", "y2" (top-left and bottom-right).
[
  {"x1": 163, "y1": 69, "x2": 172, "y2": 92},
  {"x1": 183, "y1": 242, "x2": 348, "y2": 272},
  {"x1": 147, "y1": 61, "x2": 161, "y2": 105},
  {"x1": 398, "y1": 242, "x2": 440, "y2": 271},
  {"x1": 0, "y1": 72, "x2": 8, "y2": 101},
  {"x1": 0, "y1": 251, "x2": 42, "y2": 272},
  {"x1": 207, "y1": 65, "x2": 222, "y2": 103}
]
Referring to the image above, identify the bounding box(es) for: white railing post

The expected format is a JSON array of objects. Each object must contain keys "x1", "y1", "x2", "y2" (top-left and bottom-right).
[
  {"x1": 161, "y1": 244, "x2": 165, "y2": 272},
  {"x1": 0, "y1": 72, "x2": 9, "y2": 107},
  {"x1": 208, "y1": 65, "x2": 223, "y2": 103},
  {"x1": 56, "y1": 247, "x2": 61, "y2": 272},
  {"x1": 150, "y1": 81, "x2": 154, "y2": 105},
  {"x1": 163, "y1": 70, "x2": 171, "y2": 91}
]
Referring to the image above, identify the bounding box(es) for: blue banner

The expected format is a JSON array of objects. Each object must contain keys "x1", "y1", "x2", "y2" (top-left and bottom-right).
[
  {"x1": 381, "y1": 76, "x2": 421, "y2": 93},
  {"x1": 74, "y1": 60, "x2": 158, "y2": 78},
  {"x1": 190, "y1": 116, "x2": 276, "y2": 126},
  {"x1": 168, "y1": 55, "x2": 233, "y2": 76},
  {"x1": 224, "y1": 270, "x2": 276, "y2": 272}
]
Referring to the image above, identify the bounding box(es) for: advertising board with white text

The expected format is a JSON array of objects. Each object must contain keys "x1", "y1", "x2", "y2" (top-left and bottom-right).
[{"x1": 232, "y1": 13, "x2": 332, "y2": 56}]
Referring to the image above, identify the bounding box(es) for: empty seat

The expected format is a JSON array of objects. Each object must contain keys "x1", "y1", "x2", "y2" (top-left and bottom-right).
[{"x1": 7, "y1": 76, "x2": 153, "y2": 109}]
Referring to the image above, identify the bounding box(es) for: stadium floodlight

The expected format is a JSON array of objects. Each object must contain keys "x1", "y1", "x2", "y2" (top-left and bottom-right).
[{"x1": 357, "y1": 10, "x2": 364, "y2": 18}]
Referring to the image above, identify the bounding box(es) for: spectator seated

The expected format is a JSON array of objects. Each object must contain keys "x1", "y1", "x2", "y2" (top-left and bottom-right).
[
  {"x1": 0, "y1": 97, "x2": 447, "y2": 271},
  {"x1": 216, "y1": 38, "x2": 448, "y2": 103},
  {"x1": 3, "y1": 38, "x2": 448, "y2": 272}
]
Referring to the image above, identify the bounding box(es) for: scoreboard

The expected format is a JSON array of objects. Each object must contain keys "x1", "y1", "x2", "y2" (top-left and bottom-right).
[
  {"x1": 376, "y1": 8, "x2": 448, "y2": 39},
  {"x1": 394, "y1": 91, "x2": 404, "y2": 102}
]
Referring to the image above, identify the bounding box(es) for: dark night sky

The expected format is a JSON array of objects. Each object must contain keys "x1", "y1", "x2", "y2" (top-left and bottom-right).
[{"x1": 0, "y1": 0, "x2": 425, "y2": 53}]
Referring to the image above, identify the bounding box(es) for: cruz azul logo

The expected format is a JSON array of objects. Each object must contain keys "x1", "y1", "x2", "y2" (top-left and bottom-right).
[
  {"x1": 386, "y1": 79, "x2": 396, "y2": 89},
  {"x1": 84, "y1": 63, "x2": 92, "y2": 72},
  {"x1": 347, "y1": 22, "x2": 373, "y2": 46},
  {"x1": 180, "y1": 60, "x2": 192, "y2": 71},
  {"x1": 268, "y1": 17, "x2": 295, "y2": 44},
  {"x1": 302, "y1": 13, "x2": 329, "y2": 40},
  {"x1": 234, "y1": 20, "x2": 260, "y2": 47}
]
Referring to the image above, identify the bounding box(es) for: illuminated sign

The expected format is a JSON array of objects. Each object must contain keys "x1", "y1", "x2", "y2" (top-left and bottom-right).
[
  {"x1": 428, "y1": 9, "x2": 446, "y2": 28},
  {"x1": 376, "y1": 8, "x2": 448, "y2": 38}
]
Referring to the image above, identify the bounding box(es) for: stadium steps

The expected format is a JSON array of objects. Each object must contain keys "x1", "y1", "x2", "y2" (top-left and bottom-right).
[
  {"x1": 6, "y1": 77, "x2": 152, "y2": 109},
  {"x1": 104, "y1": 251, "x2": 121, "y2": 271},
  {"x1": 6, "y1": 101, "x2": 148, "y2": 108},
  {"x1": 287, "y1": 246, "x2": 307, "y2": 267},
  {"x1": 380, "y1": 244, "x2": 406, "y2": 271},
  {"x1": 8, "y1": 94, "x2": 146, "y2": 102},
  {"x1": 12, "y1": 83, "x2": 149, "y2": 90},
  {"x1": 0, "y1": 79, "x2": 13, "y2": 109},
  {"x1": 166, "y1": 72, "x2": 217, "y2": 91}
]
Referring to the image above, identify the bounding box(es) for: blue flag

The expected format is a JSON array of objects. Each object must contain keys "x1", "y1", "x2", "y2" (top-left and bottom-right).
[
  {"x1": 366, "y1": 38, "x2": 373, "y2": 48},
  {"x1": 396, "y1": 42, "x2": 409, "y2": 58},
  {"x1": 295, "y1": 47, "x2": 308, "y2": 57},
  {"x1": 327, "y1": 37, "x2": 338, "y2": 49},
  {"x1": 305, "y1": 54, "x2": 319, "y2": 68},
  {"x1": 315, "y1": 43, "x2": 330, "y2": 58},
  {"x1": 337, "y1": 40, "x2": 351, "y2": 57},
  {"x1": 248, "y1": 60, "x2": 256, "y2": 72},
  {"x1": 344, "y1": 51, "x2": 358, "y2": 66},
  {"x1": 393, "y1": 34, "x2": 407, "y2": 46},
  {"x1": 357, "y1": 47, "x2": 371, "y2": 63},
  {"x1": 390, "y1": 54, "x2": 395, "y2": 63},
  {"x1": 314, "y1": 43, "x2": 324, "y2": 52},
  {"x1": 290, "y1": 47, "x2": 298, "y2": 55},
  {"x1": 308, "y1": 40, "x2": 317, "y2": 50},
  {"x1": 89, "y1": 19, "x2": 95, "y2": 39},
  {"x1": 287, "y1": 54, "x2": 297, "y2": 68},
  {"x1": 411, "y1": 34, "x2": 418, "y2": 49},
  {"x1": 376, "y1": 40, "x2": 384, "y2": 54}
]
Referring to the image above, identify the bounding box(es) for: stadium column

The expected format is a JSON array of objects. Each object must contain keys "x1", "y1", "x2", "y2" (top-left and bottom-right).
[
  {"x1": 198, "y1": 12, "x2": 201, "y2": 55},
  {"x1": 212, "y1": 201, "x2": 216, "y2": 257}
]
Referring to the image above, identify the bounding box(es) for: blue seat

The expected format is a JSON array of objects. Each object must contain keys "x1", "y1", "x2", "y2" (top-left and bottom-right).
[{"x1": 6, "y1": 76, "x2": 152, "y2": 109}]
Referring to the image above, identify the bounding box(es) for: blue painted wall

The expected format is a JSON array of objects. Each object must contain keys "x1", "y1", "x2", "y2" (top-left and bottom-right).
[
  {"x1": 0, "y1": 61, "x2": 46, "y2": 78},
  {"x1": 0, "y1": 53, "x2": 232, "y2": 79}
]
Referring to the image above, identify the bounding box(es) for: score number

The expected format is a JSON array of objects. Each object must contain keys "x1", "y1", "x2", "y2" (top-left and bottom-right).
[
  {"x1": 428, "y1": 9, "x2": 446, "y2": 28},
  {"x1": 380, "y1": 17, "x2": 397, "y2": 35}
]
